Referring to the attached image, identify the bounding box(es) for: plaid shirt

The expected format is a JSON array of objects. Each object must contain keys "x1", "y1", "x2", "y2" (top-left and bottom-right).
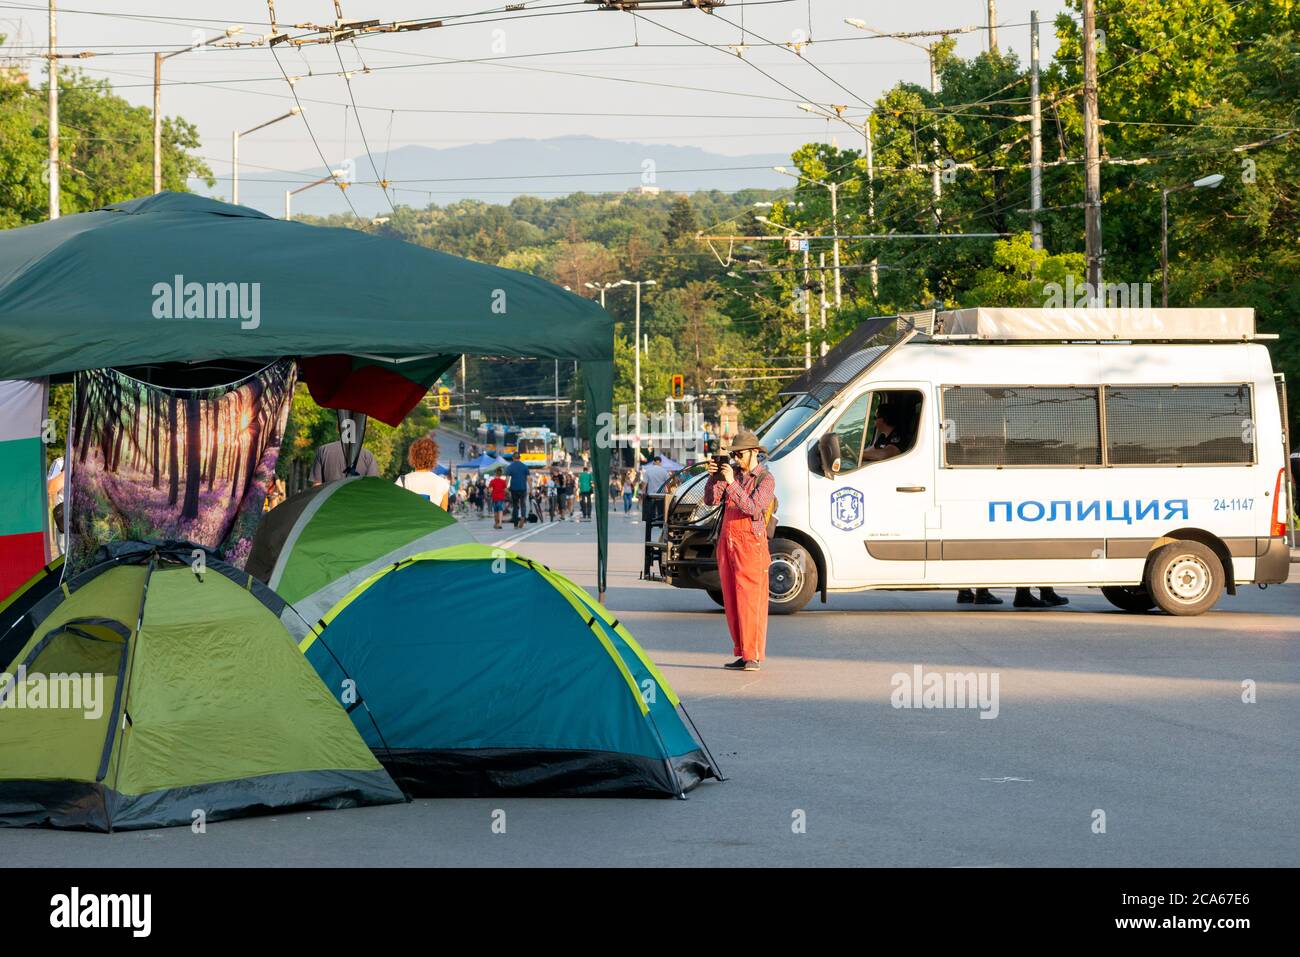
[{"x1": 704, "y1": 464, "x2": 775, "y2": 542}]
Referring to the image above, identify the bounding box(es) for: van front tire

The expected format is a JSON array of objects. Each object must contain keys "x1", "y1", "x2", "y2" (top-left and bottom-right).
[
  {"x1": 1144, "y1": 541, "x2": 1224, "y2": 616},
  {"x1": 768, "y1": 537, "x2": 817, "y2": 615}
]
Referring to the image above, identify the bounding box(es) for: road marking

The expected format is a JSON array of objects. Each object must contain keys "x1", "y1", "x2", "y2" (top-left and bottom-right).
[
  {"x1": 979, "y1": 777, "x2": 1033, "y2": 783},
  {"x1": 494, "y1": 521, "x2": 557, "y2": 549}
]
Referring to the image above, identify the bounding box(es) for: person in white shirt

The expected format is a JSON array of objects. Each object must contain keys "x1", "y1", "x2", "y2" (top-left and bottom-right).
[
  {"x1": 397, "y1": 435, "x2": 450, "y2": 510},
  {"x1": 640, "y1": 454, "x2": 671, "y2": 526}
]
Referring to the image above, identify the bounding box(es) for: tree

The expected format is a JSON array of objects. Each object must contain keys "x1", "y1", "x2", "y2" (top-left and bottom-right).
[
  {"x1": 0, "y1": 59, "x2": 212, "y2": 229},
  {"x1": 664, "y1": 195, "x2": 699, "y2": 244}
]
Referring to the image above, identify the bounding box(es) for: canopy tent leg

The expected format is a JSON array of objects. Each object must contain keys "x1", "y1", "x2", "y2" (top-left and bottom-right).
[{"x1": 581, "y1": 359, "x2": 613, "y2": 600}]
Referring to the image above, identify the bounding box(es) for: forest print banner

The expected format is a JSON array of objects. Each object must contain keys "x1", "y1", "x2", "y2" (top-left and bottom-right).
[{"x1": 67, "y1": 361, "x2": 296, "y2": 576}]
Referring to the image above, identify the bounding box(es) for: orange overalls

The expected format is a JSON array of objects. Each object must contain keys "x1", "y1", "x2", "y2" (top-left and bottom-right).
[{"x1": 709, "y1": 469, "x2": 772, "y2": 662}]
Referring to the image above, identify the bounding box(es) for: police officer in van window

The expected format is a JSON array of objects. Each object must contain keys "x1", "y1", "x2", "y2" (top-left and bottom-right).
[{"x1": 861, "y1": 403, "x2": 906, "y2": 462}]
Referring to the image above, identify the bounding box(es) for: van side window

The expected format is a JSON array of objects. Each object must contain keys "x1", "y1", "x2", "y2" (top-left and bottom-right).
[
  {"x1": 831, "y1": 390, "x2": 923, "y2": 473},
  {"x1": 943, "y1": 386, "x2": 1101, "y2": 467},
  {"x1": 1106, "y1": 385, "x2": 1253, "y2": 465},
  {"x1": 830, "y1": 394, "x2": 871, "y2": 472}
]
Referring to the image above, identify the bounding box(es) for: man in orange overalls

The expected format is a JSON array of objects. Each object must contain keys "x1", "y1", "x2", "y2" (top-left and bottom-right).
[{"x1": 704, "y1": 429, "x2": 775, "y2": 672}]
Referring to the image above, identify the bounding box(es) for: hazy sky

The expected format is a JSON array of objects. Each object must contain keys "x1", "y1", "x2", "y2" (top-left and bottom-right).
[{"x1": 2, "y1": 1, "x2": 1067, "y2": 198}]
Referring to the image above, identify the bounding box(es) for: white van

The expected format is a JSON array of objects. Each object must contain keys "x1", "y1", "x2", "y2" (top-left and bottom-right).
[{"x1": 649, "y1": 308, "x2": 1293, "y2": 616}]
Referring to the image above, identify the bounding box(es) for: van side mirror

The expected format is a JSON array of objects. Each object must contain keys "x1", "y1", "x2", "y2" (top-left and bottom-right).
[{"x1": 817, "y1": 433, "x2": 842, "y2": 477}]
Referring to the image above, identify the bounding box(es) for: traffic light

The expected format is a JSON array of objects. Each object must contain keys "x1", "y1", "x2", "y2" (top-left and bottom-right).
[
  {"x1": 670, "y1": 374, "x2": 684, "y2": 400},
  {"x1": 437, "y1": 387, "x2": 451, "y2": 411}
]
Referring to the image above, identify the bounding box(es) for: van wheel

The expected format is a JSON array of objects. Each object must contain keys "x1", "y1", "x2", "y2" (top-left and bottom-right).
[
  {"x1": 1144, "y1": 541, "x2": 1224, "y2": 616},
  {"x1": 706, "y1": 589, "x2": 725, "y2": 608},
  {"x1": 1101, "y1": 585, "x2": 1157, "y2": 613},
  {"x1": 768, "y1": 538, "x2": 817, "y2": 615}
]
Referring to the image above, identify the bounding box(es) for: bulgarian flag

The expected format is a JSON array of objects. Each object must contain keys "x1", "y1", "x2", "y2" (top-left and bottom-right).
[{"x1": 0, "y1": 379, "x2": 49, "y2": 599}]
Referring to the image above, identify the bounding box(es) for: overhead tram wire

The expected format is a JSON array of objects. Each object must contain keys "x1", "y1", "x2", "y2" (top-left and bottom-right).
[
  {"x1": 699, "y1": 0, "x2": 1249, "y2": 239},
  {"x1": 332, "y1": 39, "x2": 395, "y2": 214},
  {"x1": 267, "y1": 40, "x2": 361, "y2": 224}
]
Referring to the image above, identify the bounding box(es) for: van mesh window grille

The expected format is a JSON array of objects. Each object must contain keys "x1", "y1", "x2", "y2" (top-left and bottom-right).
[
  {"x1": 944, "y1": 386, "x2": 1102, "y2": 466},
  {"x1": 1106, "y1": 385, "x2": 1253, "y2": 465}
]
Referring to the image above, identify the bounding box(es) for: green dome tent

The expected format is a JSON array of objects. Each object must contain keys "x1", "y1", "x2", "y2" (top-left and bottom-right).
[
  {"x1": 245, "y1": 477, "x2": 474, "y2": 627},
  {"x1": 301, "y1": 543, "x2": 722, "y2": 798},
  {"x1": 0, "y1": 542, "x2": 404, "y2": 831}
]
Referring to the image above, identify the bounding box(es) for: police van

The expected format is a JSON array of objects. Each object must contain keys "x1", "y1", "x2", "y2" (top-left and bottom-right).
[{"x1": 649, "y1": 308, "x2": 1293, "y2": 616}]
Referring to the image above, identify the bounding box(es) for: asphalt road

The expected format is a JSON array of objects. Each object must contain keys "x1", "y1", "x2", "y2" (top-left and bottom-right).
[{"x1": 4, "y1": 503, "x2": 1297, "y2": 867}]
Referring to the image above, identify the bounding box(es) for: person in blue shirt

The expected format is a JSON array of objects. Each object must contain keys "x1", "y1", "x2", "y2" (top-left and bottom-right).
[{"x1": 505, "y1": 453, "x2": 531, "y2": 528}]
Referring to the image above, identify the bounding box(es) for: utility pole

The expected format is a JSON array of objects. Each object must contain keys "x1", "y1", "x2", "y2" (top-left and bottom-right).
[
  {"x1": 634, "y1": 282, "x2": 644, "y2": 459},
  {"x1": 988, "y1": 1, "x2": 998, "y2": 53},
  {"x1": 554, "y1": 359, "x2": 559, "y2": 434},
  {"x1": 461, "y1": 355, "x2": 467, "y2": 433},
  {"x1": 929, "y1": 43, "x2": 941, "y2": 226},
  {"x1": 802, "y1": 242, "x2": 811, "y2": 369},
  {"x1": 47, "y1": 0, "x2": 59, "y2": 220},
  {"x1": 818, "y1": 251, "x2": 828, "y2": 357},
  {"x1": 1029, "y1": 10, "x2": 1044, "y2": 251},
  {"x1": 1082, "y1": 0, "x2": 1103, "y2": 296},
  {"x1": 865, "y1": 114, "x2": 879, "y2": 297},
  {"x1": 153, "y1": 53, "x2": 162, "y2": 193},
  {"x1": 828, "y1": 181, "x2": 841, "y2": 309}
]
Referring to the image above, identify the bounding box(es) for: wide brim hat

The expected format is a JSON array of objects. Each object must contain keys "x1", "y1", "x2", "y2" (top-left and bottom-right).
[{"x1": 728, "y1": 429, "x2": 768, "y2": 454}]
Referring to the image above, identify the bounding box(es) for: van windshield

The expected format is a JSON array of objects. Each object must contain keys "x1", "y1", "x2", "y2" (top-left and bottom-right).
[{"x1": 758, "y1": 394, "x2": 823, "y2": 458}]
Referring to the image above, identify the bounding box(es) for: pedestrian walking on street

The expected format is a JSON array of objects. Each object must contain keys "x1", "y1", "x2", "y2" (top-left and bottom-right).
[
  {"x1": 622, "y1": 473, "x2": 634, "y2": 513},
  {"x1": 578, "y1": 466, "x2": 593, "y2": 520},
  {"x1": 554, "y1": 468, "x2": 570, "y2": 518},
  {"x1": 641, "y1": 454, "x2": 670, "y2": 528},
  {"x1": 704, "y1": 430, "x2": 775, "y2": 672},
  {"x1": 488, "y1": 467, "x2": 508, "y2": 530},
  {"x1": 506, "y1": 453, "x2": 531, "y2": 528}
]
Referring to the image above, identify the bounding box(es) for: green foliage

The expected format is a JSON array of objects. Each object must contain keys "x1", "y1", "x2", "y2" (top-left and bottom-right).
[{"x1": 0, "y1": 64, "x2": 212, "y2": 228}]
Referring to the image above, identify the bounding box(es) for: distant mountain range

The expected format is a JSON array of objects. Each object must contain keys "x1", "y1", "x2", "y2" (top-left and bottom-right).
[{"x1": 198, "y1": 135, "x2": 792, "y2": 217}]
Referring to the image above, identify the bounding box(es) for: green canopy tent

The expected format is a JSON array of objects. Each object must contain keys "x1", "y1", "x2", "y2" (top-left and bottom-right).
[{"x1": 0, "y1": 192, "x2": 615, "y2": 595}]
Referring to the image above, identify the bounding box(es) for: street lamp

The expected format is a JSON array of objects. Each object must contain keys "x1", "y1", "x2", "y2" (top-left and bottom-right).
[
  {"x1": 756, "y1": 216, "x2": 816, "y2": 366},
  {"x1": 774, "y1": 165, "x2": 842, "y2": 308},
  {"x1": 232, "y1": 108, "x2": 301, "y2": 205},
  {"x1": 154, "y1": 26, "x2": 243, "y2": 194},
  {"x1": 284, "y1": 170, "x2": 347, "y2": 220},
  {"x1": 583, "y1": 280, "x2": 620, "y2": 309},
  {"x1": 800, "y1": 103, "x2": 879, "y2": 297},
  {"x1": 1161, "y1": 173, "x2": 1224, "y2": 307},
  {"x1": 843, "y1": 18, "x2": 944, "y2": 225},
  {"x1": 617, "y1": 278, "x2": 656, "y2": 459}
]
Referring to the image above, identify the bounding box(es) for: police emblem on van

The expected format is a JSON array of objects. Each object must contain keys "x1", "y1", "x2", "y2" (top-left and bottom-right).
[{"x1": 830, "y1": 487, "x2": 864, "y2": 531}]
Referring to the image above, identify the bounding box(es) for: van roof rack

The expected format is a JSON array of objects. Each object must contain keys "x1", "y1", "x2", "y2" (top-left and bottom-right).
[{"x1": 930, "y1": 307, "x2": 1271, "y2": 342}]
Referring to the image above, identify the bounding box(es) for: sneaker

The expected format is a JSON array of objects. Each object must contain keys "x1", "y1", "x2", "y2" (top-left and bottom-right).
[
  {"x1": 723, "y1": 657, "x2": 746, "y2": 670},
  {"x1": 1013, "y1": 588, "x2": 1048, "y2": 608},
  {"x1": 1039, "y1": 587, "x2": 1069, "y2": 606},
  {"x1": 972, "y1": 589, "x2": 1004, "y2": 606},
  {"x1": 956, "y1": 588, "x2": 974, "y2": 604},
  {"x1": 742, "y1": 659, "x2": 761, "y2": 672}
]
